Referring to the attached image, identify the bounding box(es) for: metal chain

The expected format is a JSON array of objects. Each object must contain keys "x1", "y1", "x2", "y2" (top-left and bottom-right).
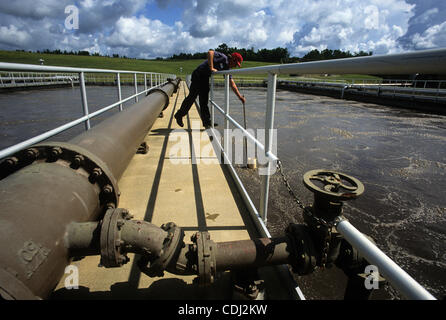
[
  {"x1": 276, "y1": 159, "x2": 333, "y2": 268},
  {"x1": 276, "y1": 160, "x2": 307, "y2": 211}
]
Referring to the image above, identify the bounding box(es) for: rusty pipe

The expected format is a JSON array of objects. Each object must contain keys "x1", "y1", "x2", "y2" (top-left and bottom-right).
[
  {"x1": 66, "y1": 220, "x2": 168, "y2": 259},
  {"x1": 0, "y1": 79, "x2": 180, "y2": 300},
  {"x1": 68, "y1": 79, "x2": 178, "y2": 181},
  {"x1": 214, "y1": 237, "x2": 292, "y2": 270},
  {"x1": 65, "y1": 219, "x2": 295, "y2": 278}
]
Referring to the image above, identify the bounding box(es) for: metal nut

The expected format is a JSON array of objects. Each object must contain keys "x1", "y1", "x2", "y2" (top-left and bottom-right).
[
  {"x1": 73, "y1": 155, "x2": 84, "y2": 167},
  {"x1": 116, "y1": 219, "x2": 125, "y2": 229},
  {"x1": 103, "y1": 185, "x2": 113, "y2": 194},
  {"x1": 5, "y1": 157, "x2": 18, "y2": 167},
  {"x1": 90, "y1": 168, "x2": 103, "y2": 181},
  {"x1": 51, "y1": 147, "x2": 63, "y2": 158},
  {"x1": 26, "y1": 148, "x2": 39, "y2": 159}
]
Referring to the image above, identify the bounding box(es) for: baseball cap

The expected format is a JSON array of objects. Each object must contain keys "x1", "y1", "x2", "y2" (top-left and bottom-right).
[{"x1": 231, "y1": 52, "x2": 243, "y2": 67}]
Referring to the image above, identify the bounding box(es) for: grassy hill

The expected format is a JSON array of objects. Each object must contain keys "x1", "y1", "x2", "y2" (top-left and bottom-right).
[
  {"x1": 0, "y1": 50, "x2": 380, "y2": 82},
  {"x1": 0, "y1": 50, "x2": 277, "y2": 77}
]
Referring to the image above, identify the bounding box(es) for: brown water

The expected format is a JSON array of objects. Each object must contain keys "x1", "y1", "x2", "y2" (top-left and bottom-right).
[
  {"x1": 1, "y1": 85, "x2": 445, "y2": 300},
  {"x1": 212, "y1": 87, "x2": 446, "y2": 300},
  {"x1": 0, "y1": 85, "x2": 145, "y2": 149}
]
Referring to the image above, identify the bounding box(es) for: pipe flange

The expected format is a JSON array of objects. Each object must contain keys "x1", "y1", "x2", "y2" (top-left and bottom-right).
[
  {"x1": 146, "y1": 88, "x2": 170, "y2": 110},
  {"x1": 100, "y1": 208, "x2": 132, "y2": 268},
  {"x1": 192, "y1": 231, "x2": 216, "y2": 286},
  {"x1": 138, "y1": 222, "x2": 184, "y2": 277},
  {"x1": 0, "y1": 268, "x2": 39, "y2": 300},
  {"x1": 167, "y1": 78, "x2": 180, "y2": 93},
  {"x1": 0, "y1": 142, "x2": 120, "y2": 211},
  {"x1": 285, "y1": 224, "x2": 317, "y2": 275}
]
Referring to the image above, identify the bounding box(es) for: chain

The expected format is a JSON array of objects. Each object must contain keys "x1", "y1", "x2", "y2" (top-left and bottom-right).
[
  {"x1": 276, "y1": 160, "x2": 306, "y2": 211},
  {"x1": 276, "y1": 160, "x2": 334, "y2": 268}
]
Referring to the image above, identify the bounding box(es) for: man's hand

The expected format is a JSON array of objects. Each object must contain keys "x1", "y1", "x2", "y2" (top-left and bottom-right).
[
  {"x1": 239, "y1": 95, "x2": 246, "y2": 104},
  {"x1": 210, "y1": 67, "x2": 218, "y2": 73}
]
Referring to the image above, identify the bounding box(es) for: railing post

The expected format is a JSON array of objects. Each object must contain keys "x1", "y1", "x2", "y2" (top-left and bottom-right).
[
  {"x1": 211, "y1": 74, "x2": 215, "y2": 128},
  {"x1": 117, "y1": 73, "x2": 123, "y2": 111},
  {"x1": 259, "y1": 72, "x2": 277, "y2": 223},
  {"x1": 144, "y1": 73, "x2": 148, "y2": 92},
  {"x1": 134, "y1": 73, "x2": 138, "y2": 103},
  {"x1": 224, "y1": 74, "x2": 230, "y2": 153},
  {"x1": 79, "y1": 72, "x2": 90, "y2": 130}
]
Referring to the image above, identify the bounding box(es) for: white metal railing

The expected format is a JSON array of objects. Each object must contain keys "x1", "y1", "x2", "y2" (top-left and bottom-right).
[
  {"x1": 209, "y1": 48, "x2": 445, "y2": 300},
  {"x1": 0, "y1": 72, "x2": 78, "y2": 88},
  {"x1": 278, "y1": 78, "x2": 446, "y2": 100},
  {"x1": 0, "y1": 62, "x2": 175, "y2": 160}
]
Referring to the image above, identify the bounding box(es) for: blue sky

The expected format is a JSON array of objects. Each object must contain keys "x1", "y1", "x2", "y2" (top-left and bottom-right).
[
  {"x1": 0, "y1": 0, "x2": 445, "y2": 59},
  {"x1": 142, "y1": 1, "x2": 184, "y2": 25}
]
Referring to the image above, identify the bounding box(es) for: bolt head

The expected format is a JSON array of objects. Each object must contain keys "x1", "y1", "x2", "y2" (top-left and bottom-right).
[
  {"x1": 5, "y1": 157, "x2": 18, "y2": 166},
  {"x1": 51, "y1": 147, "x2": 62, "y2": 158},
  {"x1": 26, "y1": 148, "x2": 39, "y2": 159},
  {"x1": 103, "y1": 185, "x2": 113, "y2": 194}
]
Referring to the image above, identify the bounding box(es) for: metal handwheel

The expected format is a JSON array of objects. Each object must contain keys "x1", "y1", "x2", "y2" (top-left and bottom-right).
[{"x1": 303, "y1": 169, "x2": 364, "y2": 201}]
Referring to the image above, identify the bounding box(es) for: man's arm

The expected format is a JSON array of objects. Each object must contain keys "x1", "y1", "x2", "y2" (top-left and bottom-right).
[
  {"x1": 208, "y1": 50, "x2": 218, "y2": 73},
  {"x1": 230, "y1": 78, "x2": 246, "y2": 104}
]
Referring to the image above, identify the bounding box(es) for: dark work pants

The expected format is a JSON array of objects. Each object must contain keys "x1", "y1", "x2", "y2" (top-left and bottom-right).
[{"x1": 176, "y1": 71, "x2": 211, "y2": 126}]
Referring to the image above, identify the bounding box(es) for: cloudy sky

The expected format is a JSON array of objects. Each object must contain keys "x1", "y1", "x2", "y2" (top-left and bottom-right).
[{"x1": 0, "y1": 0, "x2": 445, "y2": 59}]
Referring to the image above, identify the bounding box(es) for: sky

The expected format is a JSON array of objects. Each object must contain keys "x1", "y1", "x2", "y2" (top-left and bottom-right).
[{"x1": 0, "y1": 0, "x2": 445, "y2": 59}]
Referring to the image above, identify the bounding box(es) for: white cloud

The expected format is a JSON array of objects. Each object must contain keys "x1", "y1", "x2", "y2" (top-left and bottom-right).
[
  {"x1": 412, "y1": 21, "x2": 446, "y2": 49},
  {"x1": 0, "y1": 24, "x2": 31, "y2": 47},
  {"x1": 277, "y1": 0, "x2": 415, "y2": 55},
  {"x1": 412, "y1": 8, "x2": 439, "y2": 24},
  {"x1": 105, "y1": 15, "x2": 213, "y2": 58},
  {"x1": 0, "y1": 0, "x2": 443, "y2": 59}
]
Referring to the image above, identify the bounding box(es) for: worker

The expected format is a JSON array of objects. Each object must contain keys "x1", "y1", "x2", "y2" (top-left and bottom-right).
[{"x1": 174, "y1": 50, "x2": 246, "y2": 128}]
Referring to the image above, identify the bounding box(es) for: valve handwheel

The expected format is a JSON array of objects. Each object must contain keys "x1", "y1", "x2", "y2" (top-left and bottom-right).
[{"x1": 303, "y1": 169, "x2": 364, "y2": 201}]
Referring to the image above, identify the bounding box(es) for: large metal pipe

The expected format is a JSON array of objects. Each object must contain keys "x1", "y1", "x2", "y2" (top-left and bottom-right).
[
  {"x1": 0, "y1": 79, "x2": 180, "y2": 300},
  {"x1": 68, "y1": 81, "x2": 177, "y2": 181}
]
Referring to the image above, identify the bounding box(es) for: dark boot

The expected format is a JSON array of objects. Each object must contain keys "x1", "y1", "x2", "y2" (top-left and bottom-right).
[{"x1": 175, "y1": 113, "x2": 184, "y2": 127}]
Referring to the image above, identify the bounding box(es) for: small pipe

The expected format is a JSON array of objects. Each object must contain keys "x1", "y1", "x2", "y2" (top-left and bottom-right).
[
  {"x1": 66, "y1": 220, "x2": 168, "y2": 258},
  {"x1": 215, "y1": 237, "x2": 291, "y2": 271}
]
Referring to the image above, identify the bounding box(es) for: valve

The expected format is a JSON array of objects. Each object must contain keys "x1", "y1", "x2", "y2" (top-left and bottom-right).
[
  {"x1": 303, "y1": 169, "x2": 364, "y2": 220},
  {"x1": 302, "y1": 169, "x2": 365, "y2": 268},
  {"x1": 303, "y1": 169, "x2": 364, "y2": 202}
]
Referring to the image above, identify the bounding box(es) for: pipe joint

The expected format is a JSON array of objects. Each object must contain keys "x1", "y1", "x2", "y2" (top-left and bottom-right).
[{"x1": 0, "y1": 142, "x2": 120, "y2": 211}]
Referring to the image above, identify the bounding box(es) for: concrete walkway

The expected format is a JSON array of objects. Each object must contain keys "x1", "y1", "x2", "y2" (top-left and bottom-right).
[{"x1": 52, "y1": 82, "x2": 261, "y2": 299}]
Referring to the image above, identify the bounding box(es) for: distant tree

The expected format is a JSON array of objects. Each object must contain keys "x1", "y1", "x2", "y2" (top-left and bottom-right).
[
  {"x1": 301, "y1": 48, "x2": 372, "y2": 62},
  {"x1": 216, "y1": 43, "x2": 229, "y2": 55}
]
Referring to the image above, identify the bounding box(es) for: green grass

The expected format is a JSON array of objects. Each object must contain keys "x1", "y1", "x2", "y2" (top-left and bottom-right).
[
  {"x1": 0, "y1": 50, "x2": 380, "y2": 82},
  {"x1": 0, "y1": 50, "x2": 276, "y2": 77}
]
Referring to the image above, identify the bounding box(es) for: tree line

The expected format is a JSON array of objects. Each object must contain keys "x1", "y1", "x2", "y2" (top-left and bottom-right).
[
  {"x1": 15, "y1": 49, "x2": 131, "y2": 59},
  {"x1": 17, "y1": 45, "x2": 373, "y2": 63},
  {"x1": 168, "y1": 43, "x2": 372, "y2": 63}
]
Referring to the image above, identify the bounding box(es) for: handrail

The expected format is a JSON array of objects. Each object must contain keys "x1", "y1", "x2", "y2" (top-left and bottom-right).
[
  {"x1": 337, "y1": 220, "x2": 436, "y2": 300},
  {"x1": 0, "y1": 62, "x2": 176, "y2": 160},
  {"x1": 208, "y1": 49, "x2": 439, "y2": 300},
  {"x1": 0, "y1": 62, "x2": 171, "y2": 75},
  {"x1": 216, "y1": 48, "x2": 446, "y2": 75}
]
